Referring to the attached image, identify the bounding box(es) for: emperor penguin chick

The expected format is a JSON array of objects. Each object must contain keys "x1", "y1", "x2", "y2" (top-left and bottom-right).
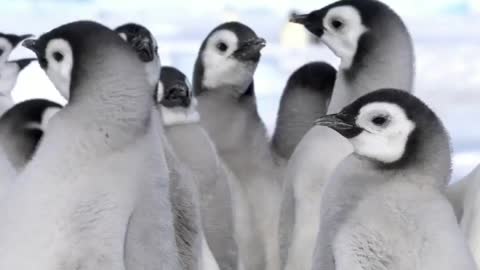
[
  {"x1": 283, "y1": 2, "x2": 416, "y2": 269},
  {"x1": 159, "y1": 66, "x2": 240, "y2": 270},
  {"x1": 193, "y1": 22, "x2": 281, "y2": 270},
  {"x1": 272, "y1": 62, "x2": 336, "y2": 270},
  {"x1": 313, "y1": 89, "x2": 475, "y2": 270},
  {"x1": 118, "y1": 23, "x2": 220, "y2": 270},
  {"x1": 0, "y1": 21, "x2": 179, "y2": 270}
]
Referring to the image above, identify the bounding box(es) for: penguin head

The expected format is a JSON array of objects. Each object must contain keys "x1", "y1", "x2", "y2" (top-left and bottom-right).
[
  {"x1": 157, "y1": 66, "x2": 199, "y2": 126},
  {"x1": 285, "y1": 62, "x2": 336, "y2": 105},
  {"x1": 291, "y1": 0, "x2": 403, "y2": 69},
  {"x1": 115, "y1": 23, "x2": 161, "y2": 86},
  {"x1": 195, "y1": 22, "x2": 266, "y2": 97},
  {"x1": 22, "y1": 21, "x2": 151, "y2": 101},
  {"x1": 316, "y1": 89, "x2": 449, "y2": 166},
  {"x1": 157, "y1": 66, "x2": 192, "y2": 108},
  {"x1": 0, "y1": 33, "x2": 33, "y2": 63}
]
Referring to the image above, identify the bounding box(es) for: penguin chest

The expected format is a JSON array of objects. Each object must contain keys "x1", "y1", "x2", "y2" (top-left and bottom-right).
[{"x1": 0, "y1": 134, "x2": 165, "y2": 269}]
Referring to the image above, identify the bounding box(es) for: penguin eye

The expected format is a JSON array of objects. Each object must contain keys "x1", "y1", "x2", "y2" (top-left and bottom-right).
[
  {"x1": 39, "y1": 58, "x2": 48, "y2": 69},
  {"x1": 331, "y1": 19, "x2": 344, "y2": 30},
  {"x1": 216, "y1": 42, "x2": 228, "y2": 52},
  {"x1": 53, "y1": 51, "x2": 64, "y2": 62},
  {"x1": 371, "y1": 116, "x2": 388, "y2": 126}
]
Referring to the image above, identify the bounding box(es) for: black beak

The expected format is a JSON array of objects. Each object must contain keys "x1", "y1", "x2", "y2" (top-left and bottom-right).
[
  {"x1": 289, "y1": 13, "x2": 309, "y2": 25},
  {"x1": 315, "y1": 113, "x2": 362, "y2": 138},
  {"x1": 13, "y1": 58, "x2": 36, "y2": 71},
  {"x1": 22, "y1": 39, "x2": 39, "y2": 54},
  {"x1": 132, "y1": 35, "x2": 155, "y2": 62},
  {"x1": 7, "y1": 34, "x2": 33, "y2": 48},
  {"x1": 161, "y1": 84, "x2": 191, "y2": 108},
  {"x1": 233, "y1": 37, "x2": 266, "y2": 61}
]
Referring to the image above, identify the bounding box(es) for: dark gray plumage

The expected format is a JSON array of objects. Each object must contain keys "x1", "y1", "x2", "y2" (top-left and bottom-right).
[
  {"x1": 0, "y1": 99, "x2": 61, "y2": 171},
  {"x1": 271, "y1": 61, "x2": 336, "y2": 160}
]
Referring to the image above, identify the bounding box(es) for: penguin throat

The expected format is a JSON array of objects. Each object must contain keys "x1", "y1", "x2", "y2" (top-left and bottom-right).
[{"x1": 160, "y1": 99, "x2": 200, "y2": 126}]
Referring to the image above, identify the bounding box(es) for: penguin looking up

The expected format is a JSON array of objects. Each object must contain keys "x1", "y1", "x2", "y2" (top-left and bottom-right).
[
  {"x1": 311, "y1": 89, "x2": 475, "y2": 270},
  {"x1": 0, "y1": 58, "x2": 36, "y2": 116},
  {"x1": 271, "y1": 61, "x2": 336, "y2": 160},
  {"x1": 115, "y1": 23, "x2": 161, "y2": 86},
  {"x1": 194, "y1": 22, "x2": 281, "y2": 270},
  {"x1": 283, "y1": 2, "x2": 416, "y2": 269},
  {"x1": 273, "y1": 61, "x2": 336, "y2": 270},
  {"x1": 119, "y1": 26, "x2": 220, "y2": 270},
  {"x1": 0, "y1": 21, "x2": 179, "y2": 269},
  {"x1": 0, "y1": 99, "x2": 61, "y2": 172},
  {"x1": 291, "y1": 0, "x2": 415, "y2": 112},
  {"x1": 0, "y1": 33, "x2": 32, "y2": 63},
  {"x1": 159, "y1": 66, "x2": 240, "y2": 270}
]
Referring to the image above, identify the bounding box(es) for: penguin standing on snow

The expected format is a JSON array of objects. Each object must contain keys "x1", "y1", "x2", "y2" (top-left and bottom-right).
[
  {"x1": 0, "y1": 59, "x2": 36, "y2": 115},
  {"x1": 283, "y1": 1, "x2": 416, "y2": 268},
  {"x1": 271, "y1": 62, "x2": 336, "y2": 270},
  {"x1": 159, "y1": 66, "x2": 240, "y2": 270},
  {"x1": 313, "y1": 89, "x2": 475, "y2": 270},
  {"x1": 193, "y1": 22, "x2": 281, "y2": 270},
  {"x1": 0, "y1": 21, "x2": 179, "y2": 269}
]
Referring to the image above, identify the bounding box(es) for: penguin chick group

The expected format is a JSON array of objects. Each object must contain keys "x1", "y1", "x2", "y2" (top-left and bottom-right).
[{"x1": 0, "y1": 0, "x2": 477, "y2": 269}]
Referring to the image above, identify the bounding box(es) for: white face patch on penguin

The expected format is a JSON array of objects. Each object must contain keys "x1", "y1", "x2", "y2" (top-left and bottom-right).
[
  {"x1": 43, "y1": 38, "x2": 73, "y2": 100},
  {"x1": 0, "y1": 38, "x2": 13, "y2": 63},
  {"x1": 118, "y1": 33, "x2": 128, "y2": 41},
  {"x1": 0, "y1": 62, "x2": 21, "y2": 95},
  {"x1": 25, "y1": 106, "x2": 61, "y2": 131},
  {"x1": 201, "y1": 30, "x2": 256, "y2": 93},
  {"x1": 156, "y1": 81, "x2": 165, "y2": 103},
  {"x1": 161, "y1": 98, "x2": 200, "y2": 127},
  {"x1": 350, "y1": 102, "x2": 415, "y2": 163},
  {"x1": 321, "y1": 6, "x2": 368, "y2": 69}
]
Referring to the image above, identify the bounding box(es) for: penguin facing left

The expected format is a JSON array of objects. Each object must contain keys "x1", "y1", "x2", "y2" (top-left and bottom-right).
[
  {"x1": 159, "y1": 66, "x2": 240, "y2": 270},
  {"x1": 117, "y1": 23, "x2": 220, "y2": 270},
  {"x1": 0, "y1": 21, "x2": 179, "y2": 269},
  {"x1": 0, "y1": 33, "x2": 32, "y2": 63},
  {"x1": 313, "y1": 89, "x2": 475, "y2": 270},
  {"x1": 0, "y1": 58, "x2": 36, "y2": 115}
]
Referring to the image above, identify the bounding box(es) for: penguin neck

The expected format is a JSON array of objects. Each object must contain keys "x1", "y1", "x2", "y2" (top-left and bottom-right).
[
  {"x1": 271, "y1": 86, "x2": 329, "y2": 159},
  {"x1": 197, "y1": 82, "x2": 270, "y2": 160},
  {"x1": 328, "y1": 29, "x2": 415, "y2": 113},
  {"x1": 60, "y1": 64, "x2": 155, "y2": 152}
]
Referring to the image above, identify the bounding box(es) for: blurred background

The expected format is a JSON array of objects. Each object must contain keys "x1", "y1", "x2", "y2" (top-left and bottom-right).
[{"x1": 2, "y1": 0, "x2": 479, "y2": 180}]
